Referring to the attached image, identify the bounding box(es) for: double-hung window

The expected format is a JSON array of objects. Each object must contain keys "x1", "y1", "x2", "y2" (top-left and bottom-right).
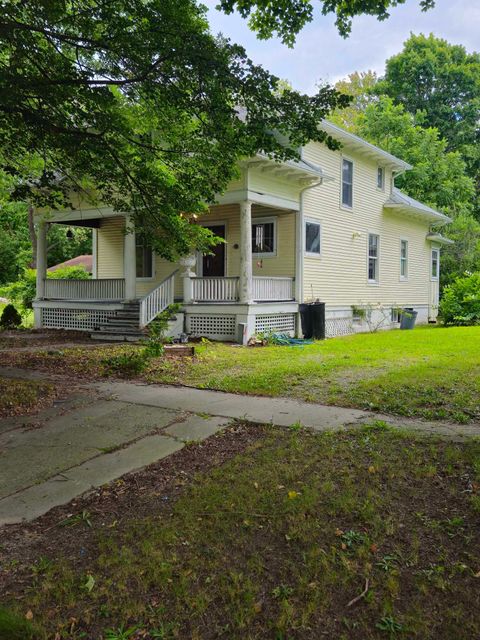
[
  {"x1": 431, "y1": 248, "x2": 439, "y2": 280},
  {"x1": 377, "y1": 167, "x2": 385, "y2": 190},
  {"x1": 341, "y1": 159, "x2": 353, "y2": 208},
  {"x1": 400, "y1": 239, "x2": 408, "y2": 279},
  {"x1": 305, "y1": 219, "x2": 321, "y2": 256},
  {"x1": 252, "y1": 218, "x2": 276, "y2": 256},
  {"x1": 136, "y1": 235, "x2": 153, "y2": 278},
  {"x1": 368, "y1": 233, "x2": 379, "y2": 283}
]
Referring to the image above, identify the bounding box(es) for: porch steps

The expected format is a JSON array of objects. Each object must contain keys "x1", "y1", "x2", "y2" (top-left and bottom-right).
[{"x1": 91, "y1": 302, "x2": 146, "y2": 342}]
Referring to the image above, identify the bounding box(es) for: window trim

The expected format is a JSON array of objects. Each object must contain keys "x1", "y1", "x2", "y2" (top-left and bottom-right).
[
  {"x1": 252, "y1": 215, "x2": 277, "y2": 258},
  {"x1": 431, "y1": 247, "x2": 440, "y2": 281},
  {"x1": 400, "y1": 238, "x2": 409, "y2": 281},
  {"x1": 304, "y1": 218, "x2": 322, "y2": 258},
  {"x1": 196, "y1": 220, "x2": 228, "y2": 277},
  {"x1": 377, "y1": 166, "x2": 385, "y2": 191},
  {"x1": 340, "y1": 156, "x2": 354, "y2": 210},
  {"x1": 367, "y1": 232, "x2": 380, "y2": 284},
  {"x1": 135, "y1": 233, "x2": 155, "y2": 281}
]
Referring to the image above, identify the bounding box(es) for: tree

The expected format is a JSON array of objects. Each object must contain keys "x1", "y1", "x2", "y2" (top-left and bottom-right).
[
  {"x1": 0, "y1": 0, "x2": 351, "y2": 261},
  {"x1": 330, "y1": 71, "x2": 379, "y2": 130},
  {"x1": 354, "y1": 97, "x2": 475, "y2": 217},
  {"x1": 219, "y1": 0, "x2": 435, "y2": 44},
  {"x1": 378, "y1": 34, "x2": 480, "y2": 210}
]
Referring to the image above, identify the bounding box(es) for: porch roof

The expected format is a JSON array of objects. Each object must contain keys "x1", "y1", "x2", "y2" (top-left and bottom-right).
[{"x1": 384, "y1": 189, "x2": 452, "y2": 225}]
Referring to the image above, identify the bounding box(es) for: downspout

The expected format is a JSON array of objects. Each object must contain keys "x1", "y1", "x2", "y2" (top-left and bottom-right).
[{"x1": 296, "y1": 179, "x2": 323, "y2": 305}]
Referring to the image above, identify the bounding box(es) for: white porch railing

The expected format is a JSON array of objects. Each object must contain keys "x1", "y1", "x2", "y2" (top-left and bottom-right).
[
  {"x1": 190, "y1": 276, "x2": 294, "y2": 302},
  {"x1": 139, "y1": 271, "x2": 176, "y2": 327},
  {"x1": 43, "y1": 278, "x2": 125, "y2": 300},
  {"x1": 192, "y1": 276, "x2": 239, "y2": 302},
  {"x1": 253, "y1": 276, "x2": 295, "y2": 301}
]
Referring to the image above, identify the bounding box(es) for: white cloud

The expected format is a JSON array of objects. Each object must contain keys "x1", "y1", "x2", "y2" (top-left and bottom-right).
[{"x1": 204, "y1": 0, "x2": 480, "y2": 94}]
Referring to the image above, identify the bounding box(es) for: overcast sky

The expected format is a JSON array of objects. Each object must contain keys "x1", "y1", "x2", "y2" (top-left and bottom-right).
[{"x1": 204, "y1": 0, "x2": 480, "y2": 94}]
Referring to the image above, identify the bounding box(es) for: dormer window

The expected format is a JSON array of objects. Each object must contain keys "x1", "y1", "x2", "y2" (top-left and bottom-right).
[{"x1": 377, "y1": 167, "x2": 385, "y2": 190}]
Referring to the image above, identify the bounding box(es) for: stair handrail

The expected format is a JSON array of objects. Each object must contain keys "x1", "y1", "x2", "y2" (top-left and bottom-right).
[{"x1": 139, "y1": 270, "x2": 178, "y2": 328}]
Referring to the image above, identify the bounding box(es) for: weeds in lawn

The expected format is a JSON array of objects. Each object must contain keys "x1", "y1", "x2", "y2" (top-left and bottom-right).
[{"x1": 59, "y1": 510, "x2": 92, "y2": 528}]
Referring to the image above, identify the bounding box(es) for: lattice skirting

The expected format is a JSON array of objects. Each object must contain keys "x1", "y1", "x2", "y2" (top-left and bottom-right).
[
  {"x1": 187, "y1": 314, "x2": 237, "y2": 340},
  {"x1": 255, "y1": 313, "x2": 296, "y2": 335},
  {"x1": 325, "y1": 316, "x2": 354, "y2": 338},
  {"x1": 41, "y1": 307, "x2": 117, "y2": 331}
]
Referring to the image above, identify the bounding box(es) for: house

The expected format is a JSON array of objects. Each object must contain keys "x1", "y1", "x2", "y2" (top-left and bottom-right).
[
  {"x1": 32, "y1": 121, "x2": 452, "y2": 342},
  {"x1": 47, "y1": 254, "x2": 93, "y2": 274}
]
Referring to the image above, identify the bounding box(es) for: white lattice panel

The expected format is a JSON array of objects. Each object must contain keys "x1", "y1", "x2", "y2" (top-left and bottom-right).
[
  {"x1": 41, "y1": 308, "x2": 117, "y2": 331},
  {"x1": 255, "y1": 313, "x2": 296, "y2": 335},
  {"x1": 325, "y1": 316, "x2": 354, "y2": 338},
  {"x1": 187, "y1": 314, "x2": 236, "y2": 340}
]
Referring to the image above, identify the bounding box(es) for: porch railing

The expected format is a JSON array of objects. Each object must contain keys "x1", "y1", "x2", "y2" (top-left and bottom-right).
[
  {"x1": 253, "y1": 276, "x2": 295, "y2": 301},
  {"x1": 139, "y1": 271, "x2": 176, "y2": 327},
  {"x1": 43, "y1": 278, "x2": 125, "y2": 300},
  {"x1": 192, "y1": 276, "x2": 239, "y2": 302},
  {"x1": 190, "y1": 276, "x2": 294, "y2": 302}
]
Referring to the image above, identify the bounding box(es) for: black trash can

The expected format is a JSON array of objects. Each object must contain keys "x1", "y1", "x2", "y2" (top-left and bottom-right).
[
  {"x1": 300, "y1": 302, "x2": 326, "y2": 340},
  {"x1": 400, "y1": 307, "x2": 418, "y2": 330}
]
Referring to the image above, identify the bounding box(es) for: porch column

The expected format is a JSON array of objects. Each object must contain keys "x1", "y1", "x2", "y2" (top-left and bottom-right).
[
  {"x1": 124, "y1": 215, "x2": 137, "y2": 300},
  {"x1": 35, "y1": 220, "x2": 47, "y2": 300},
  {"x1": 239, "y1": 200, "x2": 253, "y2": 304}
]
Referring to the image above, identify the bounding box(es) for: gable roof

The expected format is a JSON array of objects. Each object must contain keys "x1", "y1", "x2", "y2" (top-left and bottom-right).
[
  {"x1": 384, "y1": 188, "x2": 451, "y2": 225},
  {"x1": 320, "y1": 120, "x2": 412, "y2": 172}
]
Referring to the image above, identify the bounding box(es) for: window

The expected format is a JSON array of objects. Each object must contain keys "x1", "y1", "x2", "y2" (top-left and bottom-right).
[
  {"x1": 252, "y1": 218, "x2": 276, "y2": 255},
  {"x1": 368, "y1": 233, "x2": 379, "y2": 283},
  {"x1": 391, "y1": 308, "x2": 401, "y2": 323},
  {"x1": 341, "y1": 158, "x2": 353, "y2": 208},
  {"x1": 431, "y1": 248, "x2": 439, "y2": 280},
  {"x1": 305, "y1": 220, "x2": 321, "y2": 255},
  {"x1": 136, "y1": 235, "x2": 153, "y2": 278},
  {"x1": 377, "y1": 167, "x2": 385, "y2": 190},
  {"x1": 400, "y1": 239, "x2": 408, "y2": 279}
]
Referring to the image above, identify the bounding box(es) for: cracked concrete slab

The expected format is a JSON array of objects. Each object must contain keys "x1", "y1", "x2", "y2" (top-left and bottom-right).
[{"x1": 165, "y1": 415, "x2": 231, "y2": 442}]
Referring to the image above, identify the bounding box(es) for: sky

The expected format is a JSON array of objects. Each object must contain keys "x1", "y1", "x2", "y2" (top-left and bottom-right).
[{"x1": 204, "y1": 0, "x2": 480, "y2": 94}]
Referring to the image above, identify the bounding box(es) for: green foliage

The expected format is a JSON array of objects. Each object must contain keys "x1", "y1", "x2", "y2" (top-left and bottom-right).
[
  {"x1": 0, "y1": 0, "x2": 350, "y2": 259},
  {"x1": 0, "y1": 607, "x2": 36, "y2": 640},
  {"x1": 48, "y1": 265, "x2": 90, "y2": 280},
  {"x1": 0, "y1": 303, "x2": 22, "y2": 329},
  {"x1": 439, "y1": 272, "x2": 480, "y2": 326},
  {"x1": 440, "y1": 215, "x2": 480, "y2": 288},
  {"x1": 101, "y1": 350, "x2": 147, "y2": 377},
  {"x1": 143, "y1": 303, "x2": 182, "y2": 358},
  {"x1": 219, "y1": 0, "x2": 435, "y2": 43}
]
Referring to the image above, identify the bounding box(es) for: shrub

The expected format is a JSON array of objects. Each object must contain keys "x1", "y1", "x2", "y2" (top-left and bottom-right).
[
  {"x1": 143, "y1": 303, "x2": 182, "y2": 358},
  {"x1": 101, "y1": 350, "x2": 147, "y2": 377},
  {"x1": 49, "y1": 265, "x2": 90, "y2": 280},
  {"x1": 0, "y1": 304, "x2": 22, "y2": 329},
  {"x1": 439, "y1": 272, "x2": 480, "y2": 326}
]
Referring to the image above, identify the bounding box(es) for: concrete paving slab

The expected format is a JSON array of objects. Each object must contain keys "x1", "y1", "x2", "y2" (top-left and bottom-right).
[
  {"x1": 0, "y1": 434, "x2": 183, "y2": 525},
  {"x1": 0, "y1": 400, "x2": 178, "y2": 498},
  {"x1": 165, "y1": 415, "x2": 231, "y2": 442}
]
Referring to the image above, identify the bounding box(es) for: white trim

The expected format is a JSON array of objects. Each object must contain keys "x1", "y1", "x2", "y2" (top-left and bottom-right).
[
  {"x1": 399, "y1": 238, "x2": 409, "y2": 281},
  {"x1": 431, "y1": 247, "x2": 440, "y2": 281},
  {"x1": 92, "y1": 228, "x2": 98, "y2": 279},
  {"x1": 367, "y1": 232, "x2": 380, "y2": 284},
  {"x1": 304, "y1": 217, "x2": 322, "y2": 257},
  {"x1": 340, "y1": 156, "x2": 354, "y2": 210},
  {"x1": 215, "y1": 189, "x2": 300, "y2": 212},
  {"x1": 252, "y1": 215, "x2": 278, "y2": 258}
]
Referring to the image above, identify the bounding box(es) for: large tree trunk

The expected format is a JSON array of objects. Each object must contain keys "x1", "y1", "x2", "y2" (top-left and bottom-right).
[{"x1": 28, "y1": 205, "x2": 37, "y2": 268}]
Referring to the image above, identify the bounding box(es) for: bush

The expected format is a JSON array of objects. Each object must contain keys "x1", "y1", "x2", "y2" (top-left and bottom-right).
[
  {"x1": 143, "y1": 303, "x2": 182, "y2": 358},
  {"x1": 101, "y1": 350, "x2": 147, "y2": 377},
  {"x1": 49, "y1": 265, "x2": 90, "y2": 280},
  {"x1": 439, "y1": 272, "x2": 480, "y2": 326},
  {"x1": 0, "y1": 304, "x2": 22, "y2": 329}
]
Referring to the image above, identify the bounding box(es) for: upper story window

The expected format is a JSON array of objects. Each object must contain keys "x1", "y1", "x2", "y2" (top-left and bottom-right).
[
  {"x1": 431, "y1": 248, "x2": 439, "y2": 280},
  {"x1": 136, "y1": 235, "x2": 153, "y2": 278},
  {"x1": 377, "y1": 167, "x2": 385, "y2": 190},
  {"x1": 341, "y1": 158, "x2": 353, "y2": 208},
  {"x1": 400, "y1": 239, "x2": 408, "y2": 279},
  {"x1": 305, "y1": 219, "x2": 321, "y2": 256},
  {"x1": 252, "y1": 217, "x2": 276, "y2": 256},
  {"x1": 368, "y1": 233, "x2": 379, "y2": 283}
]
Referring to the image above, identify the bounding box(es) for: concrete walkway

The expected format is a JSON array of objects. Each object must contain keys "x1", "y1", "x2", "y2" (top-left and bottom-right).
[{"x1": 1, "y1": 366, "x2": 479, "y2": 526}]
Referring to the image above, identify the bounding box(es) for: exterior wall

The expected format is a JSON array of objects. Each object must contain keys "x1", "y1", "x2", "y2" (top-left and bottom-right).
[
  {"x1": 301, "y1": 141, "x2": 433, "y2": 313},
  {"x1": 96, "y1": 217, "x2": 124, "y2": 279}
]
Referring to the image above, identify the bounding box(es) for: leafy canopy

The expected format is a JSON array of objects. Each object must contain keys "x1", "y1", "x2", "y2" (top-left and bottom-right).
[
  {"x1": 0, "y1": 0, "x2": 349, "y2": 259},
  {"x1": 218, "y1": 0, "x2": 435, "y2": 44}
]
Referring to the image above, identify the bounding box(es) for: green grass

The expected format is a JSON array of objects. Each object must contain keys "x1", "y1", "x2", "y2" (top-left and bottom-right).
[
  {"x1": 145, "y1": 326, "x2": 480, "y2": 423},
  {"x1": 3, "y1": 425, "x2": 480, "y2": 639}
]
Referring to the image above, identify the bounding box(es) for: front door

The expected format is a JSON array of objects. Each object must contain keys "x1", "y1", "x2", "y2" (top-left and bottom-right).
[{"x1": 202, "y1": 225, "x2": 225, "y2": 277}]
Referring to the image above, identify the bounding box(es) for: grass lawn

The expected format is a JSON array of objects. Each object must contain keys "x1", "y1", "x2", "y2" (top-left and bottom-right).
[
  {"x1": 0, "y1": 376, "x2": 56, "y2": 417},
  {"x1": 1, "y1": 422, "x2": 480, "y2": 639}
]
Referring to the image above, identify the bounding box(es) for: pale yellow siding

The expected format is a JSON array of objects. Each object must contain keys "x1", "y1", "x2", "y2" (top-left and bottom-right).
[
  {"x1": 302, "y1": 141, "x2": 431, "y2": 307},
  {"x1": 96, "y1": 217, "x2": 124, "y2": 279},
  {"x1": 248, "y1": 168, "x2": 302, "y2": 203}
]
